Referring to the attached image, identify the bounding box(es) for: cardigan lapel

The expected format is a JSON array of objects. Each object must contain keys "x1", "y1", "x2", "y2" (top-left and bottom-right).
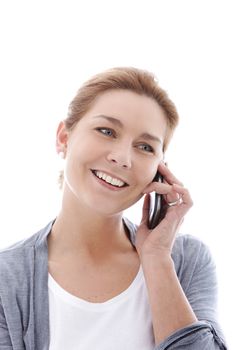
[{"x1": 34, "y1": 220, "x2": 54, "y2": 349}]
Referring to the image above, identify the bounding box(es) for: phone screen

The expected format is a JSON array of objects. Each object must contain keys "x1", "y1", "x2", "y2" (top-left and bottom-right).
[{"x1": 147, "y1": 172, "x2": 165, "y2": 229}]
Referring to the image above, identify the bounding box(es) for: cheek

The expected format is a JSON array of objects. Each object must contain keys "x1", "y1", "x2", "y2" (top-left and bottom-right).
[
  {"x1": 68, "y1": 139, "x2": 94, "y2": 163},
  {"x1": 137, "y1": 161, "x2": 160, "y2": 186},
  {"x1": 64, "y1": 140, "x2": 102, "y2": 182}
]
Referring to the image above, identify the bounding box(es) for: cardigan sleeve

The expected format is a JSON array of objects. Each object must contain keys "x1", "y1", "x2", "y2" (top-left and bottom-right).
[
  {"x1": 154, "y1": 237, "x2": 228, "y2": 350},
  {"x1": 0, "y1": 297, "x2": 13, "y2": 349}
]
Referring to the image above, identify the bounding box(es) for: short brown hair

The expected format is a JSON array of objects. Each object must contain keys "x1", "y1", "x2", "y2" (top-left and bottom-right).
[{"x1": 58, "y1": 67, "x2": 179, "y2": 188}]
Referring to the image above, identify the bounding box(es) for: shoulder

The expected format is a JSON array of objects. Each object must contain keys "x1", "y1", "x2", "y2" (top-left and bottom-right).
[
  {"x1": 172, "y1": 233, "x2": 214, "y2": 269},
  {"x1": 0, "y1": 220, "x2": 54, "y2": 290},
  {"x1": 172, "y1": 233, "x2": 213, "y2": 262},
  {"x1": 171, "y1": 233, "x2": 216, "y2": 292}
]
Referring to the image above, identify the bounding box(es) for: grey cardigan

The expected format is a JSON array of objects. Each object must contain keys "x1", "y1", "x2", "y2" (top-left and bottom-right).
[{"x1": 0, "y1": 218, "x2": 228, "y2": 349}]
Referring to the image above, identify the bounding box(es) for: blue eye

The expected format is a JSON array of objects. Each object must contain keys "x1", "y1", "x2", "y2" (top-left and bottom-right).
[
  {"x1": 138, "y1": 144, "x2": 154, "y2": 153},
  {"x1": 96, "y1": 127, "x2": 115, "y2": 137}
]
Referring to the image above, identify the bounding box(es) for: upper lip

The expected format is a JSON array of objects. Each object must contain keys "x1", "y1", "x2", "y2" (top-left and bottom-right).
[{"x1": 92, "y1": 169, "x2": 129, "y2": 186}]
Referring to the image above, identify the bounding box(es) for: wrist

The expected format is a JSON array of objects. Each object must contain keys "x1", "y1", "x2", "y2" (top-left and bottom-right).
[{"x1": 141, "y1": 252, "x2": 174, "y2": 271}]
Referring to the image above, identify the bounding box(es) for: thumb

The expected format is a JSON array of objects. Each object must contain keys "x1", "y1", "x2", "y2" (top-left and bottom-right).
[{"x1": 140, "y1": 193, "x2": 150, "y2": 226}]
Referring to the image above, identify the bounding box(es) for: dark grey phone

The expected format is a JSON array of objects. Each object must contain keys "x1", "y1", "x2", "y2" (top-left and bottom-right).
[{"x1": 148, "y1": 172, "x2": 165, "y2": 229}]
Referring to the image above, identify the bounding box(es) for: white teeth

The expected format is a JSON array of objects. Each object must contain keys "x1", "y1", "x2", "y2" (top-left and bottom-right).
[{"x1": 94, "y1": 171, "x2": 125, "y2": 187}]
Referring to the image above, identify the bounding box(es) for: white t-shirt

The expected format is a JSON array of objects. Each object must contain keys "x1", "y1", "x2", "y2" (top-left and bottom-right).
[{"x1": 48, "y1": 265, "x2": 156, "y2": 350}]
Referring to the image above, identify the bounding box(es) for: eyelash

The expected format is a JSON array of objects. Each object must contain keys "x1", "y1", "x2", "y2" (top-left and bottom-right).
[{"x1": 95, "y1": 127, "x2": 155, "y2": 154}]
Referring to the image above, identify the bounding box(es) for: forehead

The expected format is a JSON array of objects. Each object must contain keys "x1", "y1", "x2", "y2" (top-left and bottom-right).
[{"x1": 77, "y1": 89, "x2": 167, "y2": 138}]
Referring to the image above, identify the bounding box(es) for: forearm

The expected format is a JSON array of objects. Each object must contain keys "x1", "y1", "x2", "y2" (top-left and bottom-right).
[{"x1": 142, "y1": 255, "x2": 198, "y2": 346}]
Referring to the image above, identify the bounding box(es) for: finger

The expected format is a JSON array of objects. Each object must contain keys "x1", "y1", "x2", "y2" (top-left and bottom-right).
[
  {"x1": 171, "y1": 183, "x2": 193, "y2": 215},
  {"x1": 172, "y1": 184, "x2": 193, "y2": 205},
  {"x1": 143, "y1": 182, "x2": 180, "y2": 203},
  {"x1": 158, "y1": 162, "x2": 184, "y2": 186},
  {"x1": 165, "y1": 191, "x2": 180, "y2": 204},
  {"x1": 162, "y1": 180, "x2": 182, "y2": 204},
  {"x1": 143, "y1": 181, "x2": 172, "y2": 194}
]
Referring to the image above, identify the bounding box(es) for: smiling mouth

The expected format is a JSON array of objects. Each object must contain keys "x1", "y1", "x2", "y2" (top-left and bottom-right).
[{"x1": 91, "y1": 170, "x2": 129, "y2": 188}]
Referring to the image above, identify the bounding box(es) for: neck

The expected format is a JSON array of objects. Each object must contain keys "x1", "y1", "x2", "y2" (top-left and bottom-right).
[{"x1": 48, "y1": 192, "x2": 133, "y2": 260}]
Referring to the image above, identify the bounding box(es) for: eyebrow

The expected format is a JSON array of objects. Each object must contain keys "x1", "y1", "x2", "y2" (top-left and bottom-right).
[{"x1": 93, "y1": 114, "x2": 162, "y2": 144}]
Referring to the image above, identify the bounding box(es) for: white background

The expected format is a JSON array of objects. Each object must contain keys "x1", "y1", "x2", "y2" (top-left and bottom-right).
[{"x1": 0, "y1": 0, "x2": 232, "y2": 347}]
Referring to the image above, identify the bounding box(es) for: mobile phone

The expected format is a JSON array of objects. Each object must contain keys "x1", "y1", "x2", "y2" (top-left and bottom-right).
[{"x1": 147, "y1": 172, "x2": 165, "y2": 229}]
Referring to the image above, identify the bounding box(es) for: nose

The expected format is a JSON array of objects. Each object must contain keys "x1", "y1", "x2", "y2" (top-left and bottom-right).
[{"x1": 106, "y1": 145, "x2": 132, "y2": 169}]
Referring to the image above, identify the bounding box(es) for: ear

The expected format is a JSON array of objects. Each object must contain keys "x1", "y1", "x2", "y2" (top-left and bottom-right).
[{"x1": 56, "y1": 121, "x2": 69, "y2": 155}]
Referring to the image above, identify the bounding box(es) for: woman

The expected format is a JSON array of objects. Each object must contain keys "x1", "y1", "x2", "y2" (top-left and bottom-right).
[{"x1": 0, "y1": 67, "x2": 227, "y2": 349}]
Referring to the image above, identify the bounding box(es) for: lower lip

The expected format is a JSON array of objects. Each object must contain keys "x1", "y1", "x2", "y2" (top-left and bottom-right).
[{"x1": 91, "y1": 171, "x2": 128, "y2": 192}]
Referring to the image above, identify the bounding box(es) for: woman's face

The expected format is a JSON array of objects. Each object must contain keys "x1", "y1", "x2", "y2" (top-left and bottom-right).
[{"x1": 58, "y1": 89, "x2": 168, "y2": 215}]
